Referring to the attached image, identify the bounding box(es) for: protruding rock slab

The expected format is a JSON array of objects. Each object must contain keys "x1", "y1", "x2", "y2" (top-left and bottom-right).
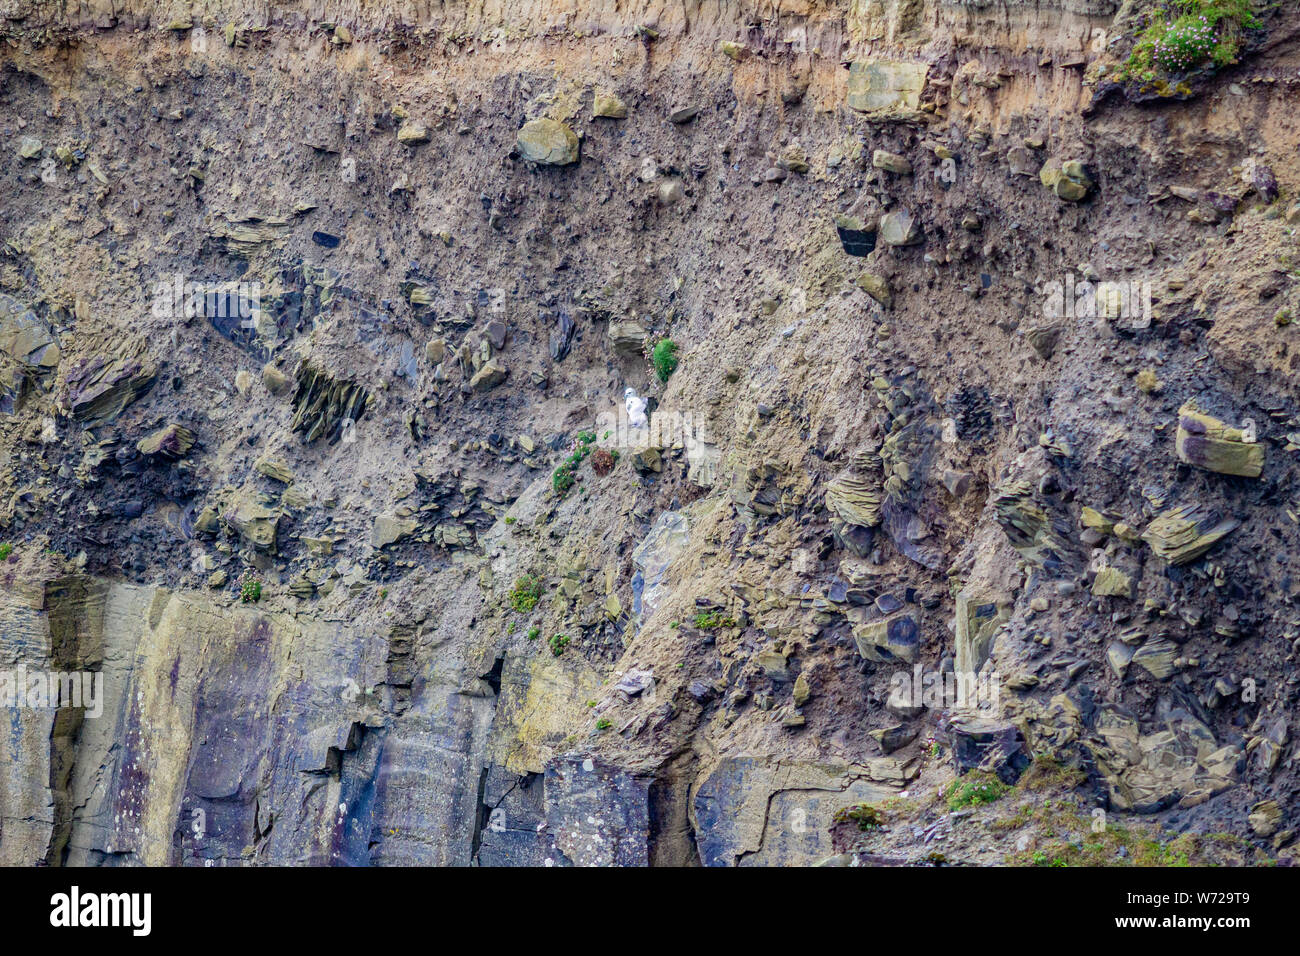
[
  {"x1": 0, "y1": 294, "x2": 59, "y2": 370},
  {"x1": 693, "y1": 756, "x2": 902, "y2": 867},
  {"x1": 544, "y1": 755, "x2": 649, "y2": 866},
  {"x1": 1142, "y1": 503, "x2": 1239, "y2": 566},
  {"x1": 372, "y1": 514, "x2": 417, "y2": 548},
  {"x1": 1039, "y1": 159, "x2": 1094, "y2": 201},
  {"x1": 516, "y1": 119, "x2": 579, "y2": 166},
  {"x1": 853, "y1": 610, "x2": 920, "y2": 664},
  {"x1": 222, "y1": 488, "x2": 280, "y2": 552},
  {"x1": 943, "y1": 715, "x2": 1030, "y2": 784},
  {"x1": 878, "y1": 208, "x2": 923, "y2": 246},
  {"x1": 137, "y1": 424, "x2": 195, "y2": 460},
  {"x1": 290, "y1": 364, "x2": 368, "y2": 443},
  {"x1": 834, "y1": 214, "x2": 877, "y2": 257},
  {"x1": 65, "y1": 351, "x2": 157, "y2": 425},
  {"x1": 1175, "y1": 402, "x2": 1264, "y2": 477},
  {"x1": 846, "y1": 60, "x2": 927, "y2": 117}
]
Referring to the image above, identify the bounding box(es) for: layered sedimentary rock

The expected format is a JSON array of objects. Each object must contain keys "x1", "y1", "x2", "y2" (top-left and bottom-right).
[{"x1": 2, "y1": 0, "x2": 1299, "y2": 867}]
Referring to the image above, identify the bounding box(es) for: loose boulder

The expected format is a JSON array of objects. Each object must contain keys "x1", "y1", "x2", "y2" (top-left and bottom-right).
[{"x1": 516, "y1": 119, "x2": 580, "y2": 166}]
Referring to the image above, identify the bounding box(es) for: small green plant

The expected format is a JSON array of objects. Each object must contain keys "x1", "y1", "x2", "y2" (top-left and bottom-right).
[
  {"x1": 239, "y1": 576, "x2": 263, "y2": 603},
  {"x1": 548, "y1": 633, "x2": 570, "y2": 656},
  {"x1": 1121, "y1": 0, "x2": 1261, "y2": 82},
  {"x1": 527, "y1": 626, "x2": 541, "y2": 641},
  {"x1": 595, "y1": 717, "x2": 612, "y2": 731},
  {"x1": 833, "y1": 803, "x2": 883, "y2": 832},
  {"x1": 585, "y1": 698, "x2": 597, "y2": 708},
  {"x1": 504, "y1": 516, "x2": 517, "y2": 525},
  {"x1": 1020, "y1": 753, "x2": 1089, "y2": 791},
  {"x1": 552, "y1": 432, "x2": 599, "y2": 497},
  {"x1": 509, "y1": 575, "x2": 543, "y2": 613},
  {"x1": 945, "y1": 771, "x2": 1010, "y2": 811},
  {"x1": 552, "y1": 464, "x2": 575, "y2": 495},
  {"x1": 651, "y1": 338, "x2": 679, "y2": 382},
  {"x1": 692, "y1": 610, "x2": 737, "y2": 630},
  {"x1": 0, "y1": 542, "x2": 12, "y2": 560},
  {"x1": 507, "y1": 620, "x2": 516, "y2": 634}
]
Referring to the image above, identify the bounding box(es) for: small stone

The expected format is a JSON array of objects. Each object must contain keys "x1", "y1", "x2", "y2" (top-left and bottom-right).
[
  {"x1": 719, "y1": 40, "x2": 750, "y2": 62},
  {"x1": 869, "y1": 724, "x2": 918, "y2": 753},
  {"x1": 137, "y1": 423, "x2": 196, "y2": 460},
  {"x1": 1092, "y1": 566, "x2": 1135, "y2": 600},
  {"x1": 1080, "y1": 507, "x2": 1116, "y2": 534},
  {"x1": 515, "y1": 118, "x2": 580, "y2": 165},
  {"x1": 834, "y1": 203, "x2": 880, "y2": 257},
  {"x1": 16, "y1": 135, "x2": 42, "y2": 160},
  {"x1": 631, "y1": 445, "x2": 663, "y2": 474},
  {"x1": 425, "y1": 338, "x2": 447, "y2": 365},
  {"x1": 669, "y1": 105, "x2": 700, "y2": 124},
  {"x1": 397, "y1": 123, "x2": 431, "y2": 145},
  {"x1": 1107, "y1": 641, "x2": 1136, "y2": 679},
  {"x1": 941, "y1": 470, "x2": 972, "y2": 497},
  {"x1": 592, "y1": 92, "x2": 628, "y2": 119},
  {"x1": 614, "y1": 668, "x2": 654, "y2": 696},
  {"x1": 657, "y1": 178, "x2": 685, "y2": 205},
  {"x1": 1040, "y1": 159, "x2": 1093, "y2": 202},
  {"x1": 262, "y1": 364, "x2": 291, "y2": 396},
  {"x1": 1252, "y1": 163, "x2": 1279, "y2": 203},
  {"x1": 1025, "y1": 325, "x2": 1062, "y2": 360},
  {"x1": 792, "y1": 673, "x2": 811, "y2": 706},
  {"x1": 1131, "y1": 637, "x2": 1178, "y2": 679},
  {"x1": 1144, "y1": 502, "x2": 1242, "y2": 567},
  {"x1": 776, "y1": 146, "x2": 809, "y2": 174},
  {"x1": 469, "y1": 359, "x2": 508, "y2": 392},
  {"x1": 878, "y1": 208, "x2": 923, "y2": 246},
  {"x1": 855, "y1": 272, "x2": 892, "y2": 308},
  {"x1": 688, "y1": 680, "x2": 714, "y2": 703},
  {"x1": 371, "y1": 514, "x2": 418, "y2": 548},
  {"x1": 853, "y1": 611, "x2": 921, "y2": 664},
  {"x1": 872, "y1": 149, "x2": 912, "y2": 175},
  {"x1": 1249, "y1": 800, "x2": 1283, "y2": 837},
  {"x1": 254, "y1": 456, "x2": 294, "y2": 484},
  {"x1": 758, "y1": 650, "x2": 789, "y2": 681},
  {"x1": 875, "y1": 593, "x2": 903, "y2": 614}
]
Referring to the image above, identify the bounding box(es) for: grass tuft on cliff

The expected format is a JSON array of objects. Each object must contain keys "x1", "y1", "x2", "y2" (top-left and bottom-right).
[{"x1": 1119, "y1": 0, "x2": 1263, "y2": 83}]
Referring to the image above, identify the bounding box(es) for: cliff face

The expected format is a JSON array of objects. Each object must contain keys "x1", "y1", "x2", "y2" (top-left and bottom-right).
[{"x1": 1, "y1": 0, "x2": 1299, "y2": 866}]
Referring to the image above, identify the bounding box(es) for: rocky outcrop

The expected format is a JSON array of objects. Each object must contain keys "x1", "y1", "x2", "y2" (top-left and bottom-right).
[{"x1": 1, "y1": 0, "x2": 1298, "y2": 871}]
